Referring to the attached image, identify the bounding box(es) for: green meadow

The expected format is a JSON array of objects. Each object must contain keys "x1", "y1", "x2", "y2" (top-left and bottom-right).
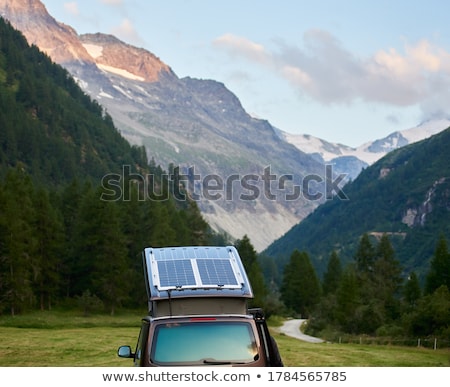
[{"x1": 0, "y1": 311, "x2": 448, "y2": 367}]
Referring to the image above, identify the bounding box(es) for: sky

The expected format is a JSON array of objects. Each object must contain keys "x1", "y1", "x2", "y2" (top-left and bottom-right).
[{"x1": 40, "y1": 0, "x2": 450, "y2": 147}]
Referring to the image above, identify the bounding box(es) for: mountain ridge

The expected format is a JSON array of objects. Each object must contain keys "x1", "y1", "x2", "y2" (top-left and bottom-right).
[
  {"x1": 279, "y1": 118, "x2": 450, "y2": 180},
  {"x1": 264, "y1": 126, "x2": 450, "y2": 280}
]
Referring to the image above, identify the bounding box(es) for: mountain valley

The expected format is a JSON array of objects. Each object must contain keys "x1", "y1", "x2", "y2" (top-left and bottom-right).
[{"x1": 2, "y1": 0, "x2": 449, "y2": 252}]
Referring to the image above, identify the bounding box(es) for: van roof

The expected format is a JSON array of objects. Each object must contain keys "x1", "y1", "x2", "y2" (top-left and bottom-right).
[{"x1": 142, "y1": 246, "x2": 253, "y2": 300}]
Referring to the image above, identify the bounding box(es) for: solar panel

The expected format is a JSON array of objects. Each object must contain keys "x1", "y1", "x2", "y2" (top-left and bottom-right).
[
  {"x1": 157, "y1": 259, "x2": 196, "y2": 288},
  {"x1": 197, "y1": 258, "x2": 238, "y2": 286},
  {"x1": 144, "y1": 246, "x2": 252, "y2": 297}
]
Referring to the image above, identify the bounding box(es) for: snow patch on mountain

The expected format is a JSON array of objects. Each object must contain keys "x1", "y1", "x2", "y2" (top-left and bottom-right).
[
  {"x1": 281, "y1": 118, "x2": 450, "y2": 168},
  {"x1": 399, "y1": 119, "x2": 450, "y2": 143},
  {"x1": 82, "y1": 43, "x2": 103, "y2": 59},
  {"x1": 98, "y1": 63, "x2": 145, "y2": 81},
  {"x1": 98, "y1": 90, "x2": 114, "y2": 99}
]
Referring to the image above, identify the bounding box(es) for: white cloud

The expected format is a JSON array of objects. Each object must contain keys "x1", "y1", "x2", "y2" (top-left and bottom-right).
[
  {"x1": 99, "y1": 0, "x2": 123, "y2": 5},
  {"x1": 213, "y1": 33, "x2": 271, "y2": 65},
  {"x1": 111, "y1": 18, "x2": 141, "y2": 45},
  {"x1": 64, "y1": 2, "x2": 79, "y2": 16},
  {"x1": 214, "y1": 30, "x2": 450, "y2": 119}
]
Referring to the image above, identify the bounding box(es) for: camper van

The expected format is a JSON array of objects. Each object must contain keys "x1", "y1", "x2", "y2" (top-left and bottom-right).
[{"x1": 117, "y1": 246, "x2": 283, "y2": 367}]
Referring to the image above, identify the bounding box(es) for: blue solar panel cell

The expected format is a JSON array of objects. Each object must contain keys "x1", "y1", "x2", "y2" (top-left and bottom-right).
[
  {"x1": 197, "y1": 259, "x2": 238, "y2": 286},
  {"x1": 157, "y1": 259, "x2": 196, "y2": 288}
]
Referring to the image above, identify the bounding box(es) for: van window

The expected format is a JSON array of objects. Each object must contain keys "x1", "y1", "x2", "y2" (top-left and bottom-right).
[{"x1": 151, "y1": 321, "x2": 258, "y2": 365}]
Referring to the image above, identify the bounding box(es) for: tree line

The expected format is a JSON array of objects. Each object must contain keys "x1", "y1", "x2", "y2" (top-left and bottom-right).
[
  {"x1": 0, "y1": 166, "x2": 220, "y2": 316},
  {"x1": 279, "y1": 233, "x2": 450, "y2": 340}
]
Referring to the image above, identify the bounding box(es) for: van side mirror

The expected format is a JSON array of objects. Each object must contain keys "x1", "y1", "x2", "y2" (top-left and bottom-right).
[{"x1": 117, "y1": 345, "x2": 134, "y2": 358}]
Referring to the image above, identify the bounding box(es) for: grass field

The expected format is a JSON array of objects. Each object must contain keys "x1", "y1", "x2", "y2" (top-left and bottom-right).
[{"x1": 0, "y1": 310, "x2": 449, "y2": 367}]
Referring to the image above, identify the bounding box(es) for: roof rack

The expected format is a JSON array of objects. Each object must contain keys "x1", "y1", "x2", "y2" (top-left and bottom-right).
[
  {"x1": 143, "y1": 246, "x2": 253, "y2": 299},
  {"x1": 142, "y1": 246, "x2": 253, "y2": 316}
]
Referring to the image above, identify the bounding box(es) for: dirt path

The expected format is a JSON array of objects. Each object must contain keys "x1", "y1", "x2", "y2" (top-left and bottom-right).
[{"x1": 278, "y1": 319, "x2": 324, "y2": 343}]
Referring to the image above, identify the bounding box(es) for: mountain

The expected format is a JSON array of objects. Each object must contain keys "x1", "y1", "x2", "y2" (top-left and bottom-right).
[
  {"x1": 264, "y1": 126, "x2": 450, "y2": 281},
  {"x1": 279, "y1": 118, "x2": 450, "y2": 180},
  {"x1": 0, "y1": 0, "x2": 93, "y2": 64},
  {"x1": 1, "y1": 0, "x2": 328, "y2": 251},
  {"x1": 4, "y1": 0, "x2": 448, "y2": 252},
  {"x1": 0, "y1": 17, "x2": 149, "y2": 185}
]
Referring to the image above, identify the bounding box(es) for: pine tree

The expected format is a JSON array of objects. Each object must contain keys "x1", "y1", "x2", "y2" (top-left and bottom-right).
[
  {"x1": 281, "y1": 250, "x2": 321, "y2": 317},
  {"x1": 407, "y1": 285, "x2": 450, "y2": 337},
  {"x1": 0, "y1": 167, "x2": 35, "y2": 315},
  {"x1": 184, "y1": 200, "x2": 209, "y2": 245},
  {"x1": 354, "y1": 233, "x2": 375, "y2": 275},
  {"x1": 236, "y1": 235, "x2": 267, "y2": 308},
  {"x1": 91, "y1": 191, "x2": 130, "y2": 316},
  {"x1": 322, "y1": 250, "x2": 342, "y2": 295},
  {"x1": 146, "y1": 201, "x2": 177, "y2": 246},
  {"x1": 425, "y1": 234, "x2": 450, "y2": 294},
  {"x1": 373, "y1": 234, "x2": 403, "y2": 321},
  {"x1": 31, "y1": 187, "x2": 64, "y2": 310},
  {"x1": 403, "y1": 271, "x2": 421, "y2": 310},
  {"x1": 335, "y1": 265, "x2": 360, "y2": 333}
]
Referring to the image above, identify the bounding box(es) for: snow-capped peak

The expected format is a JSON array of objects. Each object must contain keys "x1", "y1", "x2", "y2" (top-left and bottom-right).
[{"x1": 281, "y1": 118, "x2": 450, "y2": 167}]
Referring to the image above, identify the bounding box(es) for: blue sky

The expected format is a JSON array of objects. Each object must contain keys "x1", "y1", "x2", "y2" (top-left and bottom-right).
[{"x1": 40, "y1": 0, "x2": 450, "y2": 147}]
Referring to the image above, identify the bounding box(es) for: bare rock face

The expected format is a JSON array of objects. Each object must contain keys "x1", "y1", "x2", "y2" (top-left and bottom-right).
[
  {"x1": 0, "y1": 0, "x2": 93, "y2": 64},
  {"x1": 0, "y1": 0, "x2": 171, "y2": 84},
  {"x1": 80, "y1": 33, "x2": 171, "y2": 83}
]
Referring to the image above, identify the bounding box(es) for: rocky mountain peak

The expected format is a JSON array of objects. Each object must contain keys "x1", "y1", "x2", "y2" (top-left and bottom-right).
[
  {"x1": 0, "y1": 0, "x2": 93, "y2": 64},
  {"x1": 1, "y1": 0, "x2": 175, "y2": 83},
  {"x1": 0, "y1": 0, "x2": 46, "y2": 16},
  {"x1": 80, "y1": 33, "x2": 173, "y2": 83}
]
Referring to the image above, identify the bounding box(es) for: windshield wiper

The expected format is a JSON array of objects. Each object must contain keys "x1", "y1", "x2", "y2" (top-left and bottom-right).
[{"x1": 202, "y1": 357, "x2": 253, "y2": 365}]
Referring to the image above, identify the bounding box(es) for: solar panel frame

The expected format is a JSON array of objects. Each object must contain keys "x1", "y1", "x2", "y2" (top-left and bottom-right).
[{"x1": 143, "y1": 246, "x2": 253, "y2": 300}]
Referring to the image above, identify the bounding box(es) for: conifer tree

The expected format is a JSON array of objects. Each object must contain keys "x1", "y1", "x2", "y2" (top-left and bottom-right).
[
  {"x1": 146, "y1": 201, "x2": 177, "y2": 246},
  {"x1": 407, "y1": 285, "x2": 450, "y2": 337},
  {"x1": 236, "y1": 235, "x2": 267, "y2": 308},
  {"x1": 322, "y1": 250, "x2": 342, "y2": 295},
  {"x1": 281, "y1": 250, "x2": 321, "y2": 317},
  {"x1": 91, "y1": 191, "x2": 130, "y2": 316},
  {"x1": 335, "y1": 265, "x2": 360, "y2": 333},
  {"x1": 354, "y1": 233, "x2": 375, "y2": 275},
  {"x1": 425, "y1": 234, "x2": 450, "y2": 294},
  {"x1": 184, "y1": 200, "x2": 209, "y2": 245},
  {"x1": 31, "y1": 187, "x2": 64, "y2": 310},
  {"x1": 373, "y1": 233, "x2": 403, "y2": 320},
  {"x1": 403, "y1": 271, "x2": 421, "y2": 310},
  {"x1": 0, "y1": 167, "x2": 35, "y2": 315}
]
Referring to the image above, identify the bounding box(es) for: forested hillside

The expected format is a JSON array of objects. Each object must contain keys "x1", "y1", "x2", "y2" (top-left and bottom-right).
[
  {"x1": 264, "y1": 126, "x2": 450, "y2": 282},
  {"x1": 0, "y1": 17, "x2": 148, "y2": 184},
  {"x1": 262, "y1": 122, "x2": 450, "y2": 341},
  {"x1": 0, "y1": 18, "x2": 218, "y2": 315}
]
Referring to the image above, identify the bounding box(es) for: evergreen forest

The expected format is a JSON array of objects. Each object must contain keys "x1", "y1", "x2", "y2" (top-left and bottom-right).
[
  {"x1": 0, "y1": 18, "x2": 223, "y2": 316},
  {"x1": 278, "y1": 233, "x2": 450, "y2": 342}
]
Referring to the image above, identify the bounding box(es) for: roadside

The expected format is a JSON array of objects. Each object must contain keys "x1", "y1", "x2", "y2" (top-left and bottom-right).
[{"x1": 277, "y1": 319, "x2": 324, "y2": 343}]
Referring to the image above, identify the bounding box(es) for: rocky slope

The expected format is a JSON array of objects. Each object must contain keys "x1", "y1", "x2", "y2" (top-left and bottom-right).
[{"x1": 0, "y1": 0, "x2": 93, "y2": 64}]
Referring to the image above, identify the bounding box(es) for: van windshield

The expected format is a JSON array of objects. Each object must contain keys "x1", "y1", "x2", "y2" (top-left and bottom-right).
[{"x1": 151, "y1": 321, "x2": 258, "y2": 365}]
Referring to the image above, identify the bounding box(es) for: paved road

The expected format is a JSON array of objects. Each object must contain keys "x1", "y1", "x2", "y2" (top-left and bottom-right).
[{"x1": 278, "y1": 319, "x2": 324, "y2": 343}]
